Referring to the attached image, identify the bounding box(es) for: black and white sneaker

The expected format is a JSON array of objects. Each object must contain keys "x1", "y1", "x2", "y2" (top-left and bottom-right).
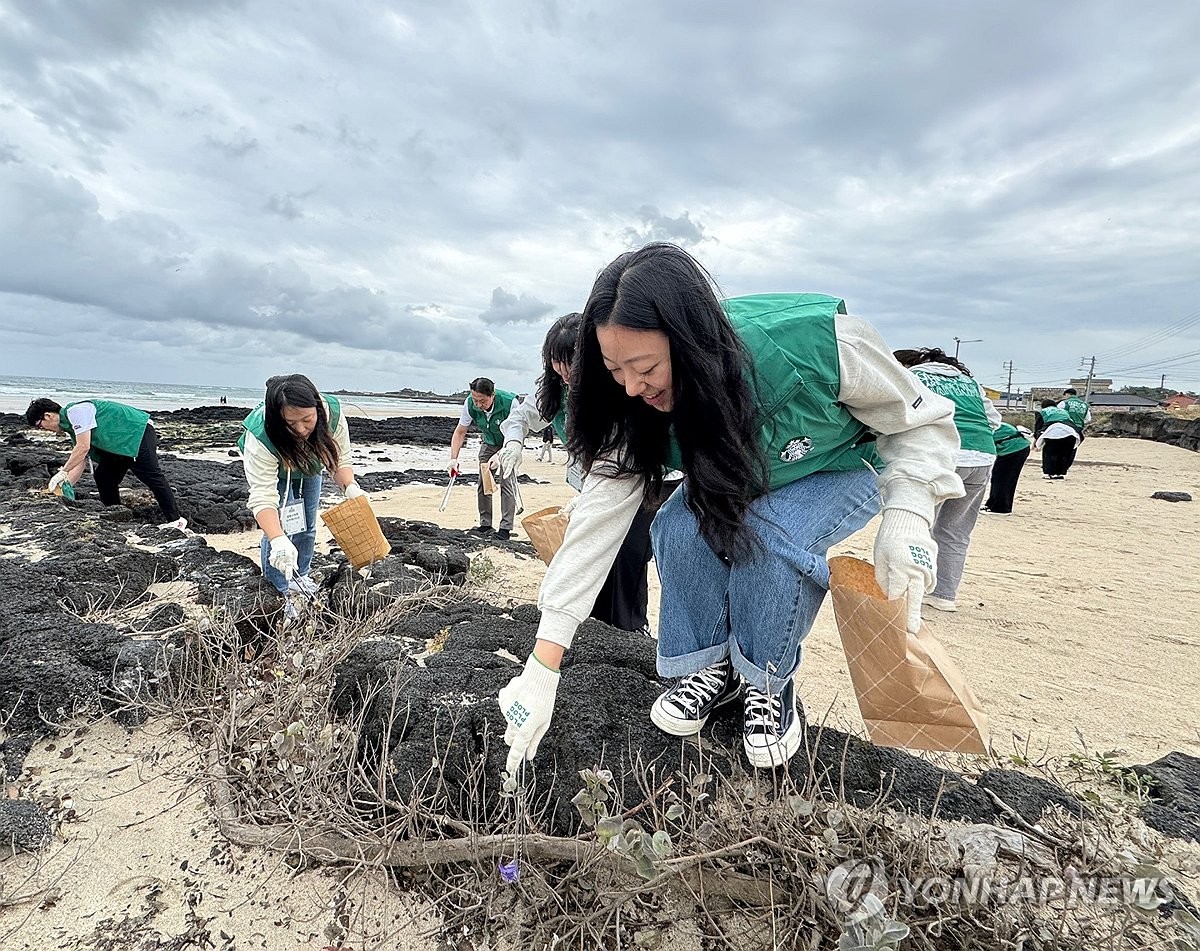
[
  {"x1": 650, "y1": 661, "x2": 742, "y2": 736},
  {"x1": 742, "y1": 676, "x2": 803, "y2": 768}
]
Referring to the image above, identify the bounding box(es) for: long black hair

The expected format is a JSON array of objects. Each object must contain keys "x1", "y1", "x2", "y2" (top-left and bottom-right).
[
  {"x1": 893, "y1": 348, "x2": 974, "y2": 376},
  {"x1": 263, "y1": 374, "x2": 341, "y2": 473},
  {"x1": 569, "y1": 243, "x2": 767, "y2": 562},
  {"x1": 536, "y1": 312, "x2": 582, "y2": 423}
]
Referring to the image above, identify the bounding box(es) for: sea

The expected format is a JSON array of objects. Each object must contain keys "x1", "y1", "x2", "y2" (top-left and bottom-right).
[{"x1": 0, "y1": 374, "x2": 458, "y2": 417}]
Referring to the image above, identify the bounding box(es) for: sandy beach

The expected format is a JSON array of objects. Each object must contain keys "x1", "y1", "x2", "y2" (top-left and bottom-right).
[{"x1": 3, "y1": 430, "x2": 1199, "y2": 949}]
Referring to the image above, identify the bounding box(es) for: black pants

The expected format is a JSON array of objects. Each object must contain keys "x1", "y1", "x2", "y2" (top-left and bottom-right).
[
  {"x1": 92, "y1": 427, "x2": 181, "y2": 521},
  {"x1": 1041, "y1": 437, "x2": 1076, "y2": 477},
  {"x1": 589, "y1": 479, "x2": 680, "y2": 633},
  {"x1": 984, "y1": 448, "x2": 1029, "y2": 513}
]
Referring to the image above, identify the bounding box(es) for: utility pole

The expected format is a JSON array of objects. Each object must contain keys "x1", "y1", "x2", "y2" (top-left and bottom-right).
[
  {"x1": 1082, "y1": 356, "x2": 1096, "y2": 399},
  {"x1": 1160, "y1": 373, "x2": 1166, "y2": 390},
  {"x1": 1003, "y1": 361, "x2": 1015, "y2": 407},
  {"x1": 954, "y1": 336, "x2": 982, "y2": 359}
]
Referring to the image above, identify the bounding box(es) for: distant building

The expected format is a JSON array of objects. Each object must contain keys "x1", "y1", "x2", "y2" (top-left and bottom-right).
[
  {"x1": 1026, "y1": 379, "x2": 1114, "y2": 410},
  {"x1": 1086, "y1": 394, "x2": 1161, "y2": 413},
  {"x1": 1163, "y1": 394, "x2": 1198, "y2": 410}
]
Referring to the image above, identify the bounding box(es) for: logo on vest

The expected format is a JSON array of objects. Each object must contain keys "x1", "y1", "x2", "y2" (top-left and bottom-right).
[{"x1": 780, "y1": 436, "x2": 813, "y2": 463}]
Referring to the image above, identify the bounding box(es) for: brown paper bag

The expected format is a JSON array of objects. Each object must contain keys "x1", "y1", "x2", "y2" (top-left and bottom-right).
[
  {"x1": 320, "y1": 495, "x2": 391, "y2": 570},
  {"x1": 480, "y1": 458, "x2": 497, "y2": 496},
  {"x1": 827, "y1": 556, "x2": 990, "y2": 755},
  {"x1": 521, "y1": 505, "x2": 569, "y2": 565}
]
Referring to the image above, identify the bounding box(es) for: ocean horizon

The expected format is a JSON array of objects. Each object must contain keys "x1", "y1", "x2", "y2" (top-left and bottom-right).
[{"x1": 0, "y1": 373, "x2": 459, "y2": 416}]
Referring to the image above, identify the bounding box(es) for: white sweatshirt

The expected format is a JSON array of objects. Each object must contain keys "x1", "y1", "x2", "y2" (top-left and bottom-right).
[
  {"x1": 243, "y1": 399, "x2": 352, "y2": 515},
  {"x1": 528, "y1": 313, "x2": 965, "y2": 649}
]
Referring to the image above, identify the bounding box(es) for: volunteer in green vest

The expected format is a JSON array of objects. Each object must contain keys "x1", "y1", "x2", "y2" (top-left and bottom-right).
[
  {"x1": 894, "y1": 348, "x2": 1001, "y2": 614},
  {"x1": 25, "y1": 397, "x2": 184, "y2": 527},
  {"x1": 498, "y1": 311, "x2": 679, "y2": 633},
  {"x1": 1058, "y1": 388, "x2": 1091, "y2": 432},
  {"x1": 239, "y1": 374, "x2": 362, "y2": 602},
  {"x1": 498, "y1": 244, "x2": 963, "y2": 774},
  {"x1": 982, "y1": 423, "x2": 1032, "y2": 515},
  {"x1": 1033, "y1": 400, "x2": 1080, "y2": 481},
  {"x1": 448, "y1": 377, "x2": 518, "y2": 539}
]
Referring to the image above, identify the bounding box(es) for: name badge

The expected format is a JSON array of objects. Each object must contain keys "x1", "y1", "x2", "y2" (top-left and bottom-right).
[
  {"x1": 280, "y1": 498, "x2": 307, "y2": 535},
  {"x1": 566, "y1": 461, "x2": 585, "y2": 493}
]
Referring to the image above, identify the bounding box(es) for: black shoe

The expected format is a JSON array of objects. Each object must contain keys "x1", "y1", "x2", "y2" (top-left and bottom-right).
[
  {"x1": 650, "y1": 660, "x2": 742, "y2": 736},
  {"x1": 742, "y1": 676, "x2": 803, "y2": 769},
  {"x1": 470, "y1": 525, "x2": 494, "y2": 536},
  {"x1": 495, "y1": 528, "x2": 511, "y2": 540}
]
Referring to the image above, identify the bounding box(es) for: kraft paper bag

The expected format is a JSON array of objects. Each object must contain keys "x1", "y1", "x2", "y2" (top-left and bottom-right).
[
  {"x1": 320, "y1": 495, "x2": 391, "y2": 570},
  {"x1": 827, "y1": 556, "x2": 990, "y2": 755},
  {"x1": 480, "y1": 459, "x2": 497, "y2": 497},
  {"x1": 521, "y1": 505, "x2": 569, "y2": 566}
]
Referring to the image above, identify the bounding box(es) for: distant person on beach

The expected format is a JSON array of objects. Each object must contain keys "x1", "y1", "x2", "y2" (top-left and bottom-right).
[
  {"x1": 497, "y1": 311, "x2": 680, "y2": 634},
  {"x1": 1034, "y1": 399, "x2": 1080, "y2": 481},
  {"x1": 894, "y1": 348, "x2": 1001, "y2": 613},
  {"x1": 535, "y1": 425, "x2": 554, "y2": 463},
  {"x1": 1058, "y1": 388, "x2": 1091, "y2": 431},
  {"x1": 497, "y1": 244, "x2": 961, "y2": 775},
  {"x1": 982, "y1": 423, "x2": 1032, "y2": 515},
  {"x1": 25, "y1": 397, "x2": 185, "y2": 528},
  {"x1": 239, "y1": 374, "x2": 364, "y2": 609},
  {"x1": 448, "y1": 377, "x2": 518, "y2": 539}
]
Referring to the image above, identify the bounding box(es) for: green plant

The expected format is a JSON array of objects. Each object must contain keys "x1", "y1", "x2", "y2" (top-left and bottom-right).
[{"x1": 570, "y1": 767, "x2": 673, "y2": 880}]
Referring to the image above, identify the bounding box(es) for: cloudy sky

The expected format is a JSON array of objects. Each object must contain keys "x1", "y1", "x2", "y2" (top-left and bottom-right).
[{"x1": 2, "y1": 0, "x2": 1198, "y2": 395}]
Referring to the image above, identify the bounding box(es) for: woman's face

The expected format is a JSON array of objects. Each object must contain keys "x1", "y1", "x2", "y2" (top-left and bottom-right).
[
  {"x1": 281, "y1": 404, "x2": 318, "y2": 439},
  {"x1": 596, "y1": 324, "x2": 673, "y2": 412},
  {"x1": 551, "y1": 358, "x2": 571, "y2": 384}
]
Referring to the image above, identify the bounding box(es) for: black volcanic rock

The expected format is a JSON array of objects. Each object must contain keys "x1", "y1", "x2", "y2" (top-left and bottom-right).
[{"x1": 1091, "y1": 412, "x2": 1200, "y2": 452}]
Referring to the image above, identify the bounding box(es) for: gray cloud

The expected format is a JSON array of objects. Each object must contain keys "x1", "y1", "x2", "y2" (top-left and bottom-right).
[
  {"x1": 0, "y1": 0, "x2": 1198, "y2": 393},
  {"x1": 478, "y1": 287, "x2": 556, "y2": 326}
]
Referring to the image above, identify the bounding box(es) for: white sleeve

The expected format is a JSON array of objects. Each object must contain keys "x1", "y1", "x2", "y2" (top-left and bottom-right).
[
  {"x1": 243, "y1": 432, "x2": 283, "y2": 515},
  {"x1": 66, "y1": 402, "x2": 98, "y2": 435},
  {"x1": 535, "y1": 466, "x2": 644, "y2": 648},
  {"x1": 459, "y1": 400, "x2": 474, "y2": 427},
  {"x1": 330, "y1": 401, "x2": 352, "y2": 465},
  {"x1": 979, "y1": 382, "x2": 1003, "y2": 429},
  {"x1": 835, "y1": 314, "x2": 965, "y2": 524},
  {"x1": 500, "y1": 397, "x2": 551, "y2": 445}
]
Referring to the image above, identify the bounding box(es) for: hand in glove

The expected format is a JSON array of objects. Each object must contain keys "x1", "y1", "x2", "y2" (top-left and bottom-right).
[
  {"x1": 343, "y1": 481, "x2": 365, "y2": 500},
  {"x1": 497, "y1": 653, "x2": 560, "y2": 777},
  {"x1": 873, "y1": 509, "x2": 937, "y2": 634},
  {"x1": 268, "y1": 535, "x2": 300, "y2": 580},
  {"x1": 489, "y1": 440, "x2": 524, "y2": 480},
  {"x1": 447, "y1": 457, "x2": 461, "y2": 478},
  {"x1": 48, "y1": 470, "x2": 71, "y2": 493}
]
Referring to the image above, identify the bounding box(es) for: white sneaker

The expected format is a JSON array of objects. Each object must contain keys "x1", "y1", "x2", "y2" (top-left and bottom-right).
[
  {"x1": 158, "y1": 517, "x2": 188, "y2": 531},
  {"x1": 288, "y1": 575, "x2": 319, "y2": 597},
  {"x1": 922, "y1": 595, "x2": 958, "y2": 612}
]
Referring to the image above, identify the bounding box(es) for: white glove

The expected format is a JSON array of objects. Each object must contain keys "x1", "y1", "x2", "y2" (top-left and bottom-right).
[
  {"x1": 48, "y1": 470, "x2": 70, "y2": 492},
  {"x1": 268, "y1": 535, "x2": 300, "y2": 580},
  {"x1": 448, "y1": 457, "x2": 461, "y2": 478},
  {"x1": 489, "y1": 440, "x2": 524, "y2": 480},
  {"x1": 873, "y1": 509, "x2": 937, "y2": 634},
  {"x1": 497, "y1": 653, "x2": 561, "y2": 777},
  {"x1": 343, "y1": 481, "x2": 365, "y2": 500}
]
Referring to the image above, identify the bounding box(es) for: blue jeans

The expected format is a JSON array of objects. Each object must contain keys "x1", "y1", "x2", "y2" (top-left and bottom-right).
[
  {"x1": 651, "y1": 468, "x2": 880, "y2": 694},
  {"x1": 260, "y1": 472, "x2": 322, "y2": 593}
]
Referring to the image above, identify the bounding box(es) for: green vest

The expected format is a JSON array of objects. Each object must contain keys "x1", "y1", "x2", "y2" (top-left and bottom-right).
[
  {"x1": 60, "y1": 400, "x2": 149, "y2": 460},
  {"x1": 910, "y1": 368, "x2": 996, "y2": 455},
  {"x1": 467, "y1": 390, "x2": 516, "y2": 446},
  {"x1": 238, "y1": 394, "x2": 342, "y2": 476},
  {"x1": 1061, "y1": 396, "x2": 1089, "y2": 427},
  {"x1": 1039, "y1": 406, "x2": 1072, "y2": 425},
  {"x1": 552, "y1": 402, "x2": 568, "y2": 445},
  {"x1": 992, "y1": 423, "x2": 1030, "y2": 457},
  {"x1": 664, "y1": 294, "x2": 879, "y2": 489}
]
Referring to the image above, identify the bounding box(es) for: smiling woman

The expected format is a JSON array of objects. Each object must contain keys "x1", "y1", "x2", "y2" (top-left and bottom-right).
[
  {"x1": 497, "y1": 243, "x2": 968, "y2": 775},
  {"x1": 238, "y1": 374, "x2": 365, "y2": 608}
]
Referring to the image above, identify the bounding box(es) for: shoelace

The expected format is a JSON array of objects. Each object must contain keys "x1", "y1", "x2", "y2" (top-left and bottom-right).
[
  {"x1": 743, "y1": 687, "x2": 782, "y2": 733},
  {"x1": 671, "y1": 664, "x2": 729, "y2": 710}
]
